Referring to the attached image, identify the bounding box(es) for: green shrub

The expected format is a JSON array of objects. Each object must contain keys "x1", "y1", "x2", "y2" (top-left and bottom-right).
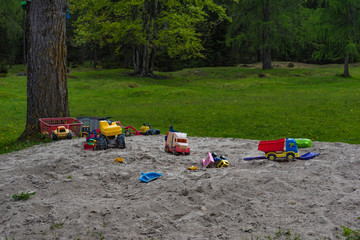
[{"x1": 0, "y1": 61, "x2": 8, "y2": 75}]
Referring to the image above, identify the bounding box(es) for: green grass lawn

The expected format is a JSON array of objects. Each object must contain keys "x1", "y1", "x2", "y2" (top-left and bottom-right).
[{"x1": 1, "y1": 64, "x2": 360, "y2": 154}]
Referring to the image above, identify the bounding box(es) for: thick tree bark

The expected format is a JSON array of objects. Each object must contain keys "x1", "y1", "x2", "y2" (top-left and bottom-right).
[
  {"x1": 261, "y1": 0, "x2": 272, "y2": 70},
  {"x1": 19, "y1": 0, "x2": 69, "y2": 140},
  {"x1": 343, "y1": 54, "x2": 350, "y2": 77}
]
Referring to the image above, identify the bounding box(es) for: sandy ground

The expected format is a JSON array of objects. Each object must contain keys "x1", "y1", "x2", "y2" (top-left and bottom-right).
[{"x1": 0, "y1": 135, "x2": 359, "y2": 240}]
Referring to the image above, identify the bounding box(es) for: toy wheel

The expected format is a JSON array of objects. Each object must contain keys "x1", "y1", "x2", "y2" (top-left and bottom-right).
[
  {"x1": 154, "y1": 129, "x2": 160, "y2": 135},
  {"x1": 116, "y1": 134, "x2": 126, "y2": 149},
  {"x1": 286, "y1": 152, "x2": 295, "y2": 161},
  {"x1": 51, "y1": 132, "x2": 58, "y2": 141},
  {"x1": 267, "y1": 153, "x2": 277, "y2": 161},
  {"x1": 67, "y1": 133, "x2": 72, "y2": 139},
  {"x1": 146, "y1": 130, "x2": 153, "y2": 135},
  {"x1": 174, "y1": 150, "x2": 179, "y2": 156},
  {"x1": 185, "y1": 152, "x2": 190, "y2": 156},
  {"x1": 124, "y1": 130, "x2": 132, "y2": 137},
  {"x1": 98, "y1": 136, "x2": 108, "y2": 150},
  {"x1": 165, "y1": 145, "x2": 169, "y2": 152}
]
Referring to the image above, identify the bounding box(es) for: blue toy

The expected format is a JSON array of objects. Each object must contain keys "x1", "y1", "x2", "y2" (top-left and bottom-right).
[
  {"x1": 244, "y1": 152, "x2": 320, "y2": 161},
  {"x1": 140, "y1": 172, "x2": 162, "y2": 183},
  {"x1": 169, "y1": 125, "x2": 179, "y2": 132},
  {"x1": 211, "y1": 152, "x2": 229, "y2": 168}
]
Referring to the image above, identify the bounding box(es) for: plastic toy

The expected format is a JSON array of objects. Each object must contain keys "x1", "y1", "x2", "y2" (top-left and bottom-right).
[
  {"x1": 123, "y1": 123, "x2": 160, "y2": 137},
  {"x1": 188, "y1": 166, "x2": 198, "y2": 170},
  {"x1": 113, "y1": 157, "x2": 124, "y2": 163},
  {"x1": 297, "y1": 152, "x2": 320, "y2": 160},
  {"x1": 81, "y1": 126, "x2": 90, "y2": 137},
  {"x1": 39, "y1": 117, "x2": 82, "y2": 138},
  {"x1": 211, "y1": 152, "x2": 229, "y2": 168},
  {"x1": 140, "y1": 172, "x2": 162, "y2": 183},
  {"x1": 295, "y1": 138, "x2": 312, "y2": 148},
  {"x1": 97, "y1": 117, "x2": 126, "y2": 150},
  {"x1": 139, "y1": 123, "x2": 160, "y2": 135},
  {"x1": 83, "y1": 117, "x2": 125, "y2": 150},
  {"x1": 164, "y1": 126, "x2": 190, "y2": 155},
  {"x1": 244, "y1": 138, "x2": 320, "y2": 161},
  {"x1": 202, "y1": 152, "x2": 229, "y2": 168},
  {"x1": 244, "y1": 152, "x2": 320, "y2": 161},
  {"x1": 51, "y1": 126, "x2": 72, "y2": 140},
  {"x1": 84, "y1": 139, "x2": 96, "y2": 150},
  {"x1": 77, "y1": 116, "x2": 100, "y2": 132},
  {"x1": 258, "y1": 138, "x2": 299, "y2": 161},
  {"x1": 202, "y1": 152, "x2": 215, "y2": 168}
]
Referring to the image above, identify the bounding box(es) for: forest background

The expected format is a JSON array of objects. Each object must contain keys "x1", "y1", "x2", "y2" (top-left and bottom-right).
[{"x1": 1, "y1": 0, "x2": 359, "y2": 75}]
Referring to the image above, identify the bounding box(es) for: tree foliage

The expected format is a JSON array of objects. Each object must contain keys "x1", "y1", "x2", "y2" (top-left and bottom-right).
[
  {"x1": 304, "y1": 0, "x2": 360, "y2": 76},
  {"x1": 225, "y1": 0, "x2": 302, "y2": 69},
  {"x1": 0, "y1": 0, "x2": 23, "y2": 65},
  {"x1": 69, "y1": 0, "x2": 229, "y2": 76}
]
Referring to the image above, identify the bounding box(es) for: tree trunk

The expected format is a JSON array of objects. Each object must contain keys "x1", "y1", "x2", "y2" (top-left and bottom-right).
[
  {"x1": 261, "y1": 0, "x2": 272, "y2": 70},
  {"x1": 93, "y1": 44, "x2": 98, "y2": 69},
  {"x1": 343, "y1": 54, "x2": 350, "y2": 77},
  {"x1": 131, "y1": 0, "x2": 157, "y2": 77},
  {"x1": 132, "y1": 44, "x2": 155, "y2": 77},
  {"x1": 262, "y1": 47, "x2": 272, "y2": 70},
  {"x1": 23, "y1": 10, "x2": 27, "y2": 66},
  {"x1": 80, "y1": 44, "x2": 86, "y2": 65},
  {"x1": 19, "y1": 0, "x2": 69, "y2": 140}
]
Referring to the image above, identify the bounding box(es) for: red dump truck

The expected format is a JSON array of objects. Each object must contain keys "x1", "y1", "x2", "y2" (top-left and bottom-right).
[{"x1": 258, "y1": 138, "x2": 299, "y2": 161}]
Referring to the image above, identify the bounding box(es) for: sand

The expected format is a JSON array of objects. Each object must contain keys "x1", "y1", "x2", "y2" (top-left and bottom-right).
[{"x1": 0, "y1": 135, "x2": 359, "y2": 239}]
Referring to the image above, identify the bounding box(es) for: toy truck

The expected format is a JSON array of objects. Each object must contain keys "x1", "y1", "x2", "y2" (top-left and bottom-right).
[
  {"x1": 258, "y1": 138, "x2": 299, "y2": 161},
  {"x1": 98, "y1": 118, "x2": 126, "y2": 150},
  {"x1": 164, "y1": 128, "x2": 190, "y2": 155},
  {"x1": 51, "y1": 126, "x2": 72, "y2": 140}
]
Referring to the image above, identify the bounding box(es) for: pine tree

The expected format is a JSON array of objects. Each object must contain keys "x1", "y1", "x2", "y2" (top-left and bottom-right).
[
  {"x1": 226, "y1": 0, "x2": 302, "y2": 69},
  {"x1": 304, "y1": 0, "x2": 360, "y2": 77}
]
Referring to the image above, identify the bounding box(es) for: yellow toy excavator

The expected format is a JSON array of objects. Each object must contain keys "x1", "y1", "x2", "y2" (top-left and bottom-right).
[{"x1": 97, "y1": 117, "x2": 125, "y2": 150}]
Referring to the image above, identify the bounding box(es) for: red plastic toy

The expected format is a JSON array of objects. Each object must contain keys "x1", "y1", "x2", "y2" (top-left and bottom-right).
[{"x1": 39, "y1": 117, "x2": 82, "y2": 138}]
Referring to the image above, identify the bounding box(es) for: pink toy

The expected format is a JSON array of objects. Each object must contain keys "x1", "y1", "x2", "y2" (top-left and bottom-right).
[{"x1": 202, "y1": 152, "x2": 215, "y2": 168}]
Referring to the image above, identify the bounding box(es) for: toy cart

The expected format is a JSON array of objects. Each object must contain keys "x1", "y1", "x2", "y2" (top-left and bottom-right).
[
  {"x1": 76, "y1": 116, "x2": 100, "y2": 132},
  {"x1": 39, "y1": 117, "x2": 83, "y2": 138}
]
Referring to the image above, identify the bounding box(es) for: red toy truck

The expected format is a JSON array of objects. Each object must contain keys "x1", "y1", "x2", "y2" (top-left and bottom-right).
[{"x1": 258, "y1": 138, "x2": 299, "y2": 161}]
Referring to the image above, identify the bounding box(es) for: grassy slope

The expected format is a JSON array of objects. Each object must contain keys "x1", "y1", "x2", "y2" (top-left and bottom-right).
[{"x1": 1, "y1": 64, "x2": 360, "y2": 154}]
